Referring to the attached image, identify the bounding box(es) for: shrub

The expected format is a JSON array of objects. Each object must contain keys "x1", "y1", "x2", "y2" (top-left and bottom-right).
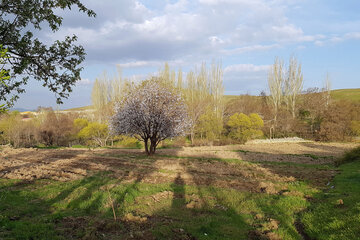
[
  {"x1": 37, "y1": 111, "x2": 75, "y2": 146},
  {"x1": 335, "y1": 146, "x2": 360, "y2": 166},
  {"x1": 226, "y1": 113, "x2": 264, "y2": 143},
  {"x1": 78, "y1": 122, "x2": 110, "y2": 147},
  {"x1": 160, "y1": 137, "x2": 186, "y2": 148},
  {"x1": 350, "y1": 121, "x2": 360, "y2": 136},
  {"x1": 74, "y1": 118, "x2": 89, "y2": 130},
  {"x1": 0, "y1": 111, "x2": 37, "y2": 147},
  {"x1": 114, "y1": 136, "x2": 142, "y2": 148},
  {"x1": 196, "y1": 110, "x2": 223, "y2": 141}
]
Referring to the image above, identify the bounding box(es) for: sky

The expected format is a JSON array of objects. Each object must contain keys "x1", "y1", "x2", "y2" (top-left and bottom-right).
[{"x1": 12, "y1": 0, "x2": 360, "y2": 110}]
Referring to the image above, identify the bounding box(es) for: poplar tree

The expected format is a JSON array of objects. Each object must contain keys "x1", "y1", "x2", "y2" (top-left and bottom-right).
[
  {"x1": 268, "y1": 57, "x2": 285, "y2": 125},
  {"x1": 284, "y1": 56, "x2": 303, "y2": 118}
]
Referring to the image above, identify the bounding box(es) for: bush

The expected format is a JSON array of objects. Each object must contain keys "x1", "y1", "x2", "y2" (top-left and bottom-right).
[
  {"x1": 159, "y1": 137, "x2": 186, "y2": 148},
  {"x1": 335, "y1": 146, "x2": 360, "y2": 166},
  {"x1": 350, "y1": 121, "x2": 360, "y2": 136},
  {"x1": 0, "y1": 111, "x2": 37, "y2": 147},
  {"x1": 226, "y1": 113, "x2": 264, "y2": 143},
  {"x1": 196, "y1": 110, "x2": 223, "y2": 141},
  {"x1": 37, "y1": 111, "x2": 75, "y2": 146},
  {"x1": 318, "y1": 100, "x2": 356, "y2": 141},
  {"x1": 114, "y1": 136, "x2": 142, "y2": 149},
  {"x1": 78, "y1": 122, "x2": 109, "y2": 147}
]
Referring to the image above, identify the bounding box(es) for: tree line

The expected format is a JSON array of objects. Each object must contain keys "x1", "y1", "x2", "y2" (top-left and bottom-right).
[{"x1": 1, "y1": 59, "x2": 359, "y2": 151}]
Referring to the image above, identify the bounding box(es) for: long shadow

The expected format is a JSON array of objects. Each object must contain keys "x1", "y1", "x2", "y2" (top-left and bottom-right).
[
  {"x1": 236, "y1": 151, "x2": 338, "y2": 188},
  {"x1": 170, "y1": 173, "x2": 186, "y2": 209},
  {"x1": 0, "y1": 148, "x2": 87, "y2": 179},
  {"x1": 167, "y1": 145, "x2": 346, "y2": 239},
  {"x1": 298, "y1": 142, "x2": 354, "y2": 157},
  {"x1": 0, "y1": 148, "x2": 163, "y2": 239},
  {"x1": 1, "y1": 144, "x2": 349, "y2": 239}
]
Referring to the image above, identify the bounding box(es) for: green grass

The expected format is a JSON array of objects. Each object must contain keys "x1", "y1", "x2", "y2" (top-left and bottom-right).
[
  {"x1": 335, "y1": 146, "x2": 360, "y2": 166},
  {"x1": 330, "y1": 88, "x2": 360, "y2": 102},
  {"x1": 301, "y1": 160, "x2": 360, "y2": 239},
  {"x1": 0, "y1": 171, "x2": 318, "y2": 239},
  {"x1": 71, "y1": 144, "x2": 88, "y2": 149},
  {"x1": 252, "y1": 160, "x2": 337, "y2": 170},
  {"x1": 34, "y1": 145, "x2": 62, "y2": 149},
  {"x1": 2, "y1": 148, "x2": 359, "y2": 239}
]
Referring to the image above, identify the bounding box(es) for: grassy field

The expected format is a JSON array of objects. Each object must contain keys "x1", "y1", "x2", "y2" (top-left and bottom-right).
[
  {"x1": 330, "y1": 88, "x2": 360, "y2": 102},
  {"x1": 0, "y1": 143, "x2": 359, "y2": 239}
]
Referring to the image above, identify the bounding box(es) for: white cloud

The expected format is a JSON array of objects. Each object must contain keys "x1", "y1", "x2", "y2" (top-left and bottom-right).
[
  {"x1": 76, "y1": 78, "x2": 92, "y2": 86},
  {"x1": 43, "y1": 0, "x2": 331, "y2": 64},
  {"x1": 117, "y1": 61, "x2": 161, "y2": 68},
  {"x1": 222, "y1": 44, "x2": 279, "y2": 55},
  {"x1": 41, "y1": 0, "x2": 360, "y2": 67},
  {"x1": 224, "y1": 64, "x2": 270, "y2": 73},
  {"x1": 312, "y1": 32, "x2": 360, "y2": 46},
  {"x1": 223, "y1": 63, "x2": 270, "y2": 94}
]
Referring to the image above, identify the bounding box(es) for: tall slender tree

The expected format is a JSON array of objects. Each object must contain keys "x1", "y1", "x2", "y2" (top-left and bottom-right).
[
  {"x1": 284, "y1": 56, "x2": 303, "y2": 118},
  {"x1": 268, "y1": 57, "x2": 285, "y2": 125}
]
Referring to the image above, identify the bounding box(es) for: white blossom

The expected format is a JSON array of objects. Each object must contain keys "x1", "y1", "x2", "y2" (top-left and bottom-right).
[{"x1": 110, "y1": 79, "x2": 192, "y2": 154}]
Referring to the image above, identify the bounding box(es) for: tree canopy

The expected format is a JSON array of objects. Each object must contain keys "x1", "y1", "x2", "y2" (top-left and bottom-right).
[
  {"x1": 226, "y1": 113, "x2": 264, "y2": 143},
  {"x1": 110, "y1": 79, "x2": 192, "y2": 155},
  {"x1": 0, "y1": 0, "x2": 95, "y2": 107},
  {"x1": 0, "y1": 45, "x2": 10, "y2": 112}
]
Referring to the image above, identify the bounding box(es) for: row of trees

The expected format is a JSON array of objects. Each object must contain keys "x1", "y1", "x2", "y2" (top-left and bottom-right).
[
  {"x1": 91, "y1": 62, "x2": 226, "y2": 144},
  {"x1": 0, "y1": 110, "x2": 110, "y2": 148},
  {"x1": 1, "y1": 57, "x2": 359, "y2": 152},
  {"x1": 223, "y1": 56, "x2": 359, "y2": 141}
]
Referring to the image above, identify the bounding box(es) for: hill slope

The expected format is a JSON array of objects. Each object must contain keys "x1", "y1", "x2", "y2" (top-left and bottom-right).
[{"x1": 330, "y1": 88, "x2": 360, "y2": 102}]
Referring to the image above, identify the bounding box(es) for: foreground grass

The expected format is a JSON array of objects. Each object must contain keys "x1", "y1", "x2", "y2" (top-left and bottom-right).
[
  {"x1": 0, "y1": 172, "x2": 317, "y2": 239},
  {"x1": 1, "y1": 147, "x2": 359, "y2": 240},
  {"x1": 301, "y1": 160, "x2": 360, "y2": 239}
]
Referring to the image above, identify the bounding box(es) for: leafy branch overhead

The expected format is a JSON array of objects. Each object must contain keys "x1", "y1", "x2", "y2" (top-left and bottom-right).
[
  {"x1": 0, "y1": 0, "x2": 95, "y2": 106},
  {"x1": 0, "y1": 45, "x2": 10, "y2": 112}
]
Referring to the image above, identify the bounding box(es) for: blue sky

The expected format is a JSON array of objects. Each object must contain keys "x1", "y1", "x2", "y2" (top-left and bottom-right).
[{"x1": 13, "y1": 0, "x2": 360, "y2": 109}]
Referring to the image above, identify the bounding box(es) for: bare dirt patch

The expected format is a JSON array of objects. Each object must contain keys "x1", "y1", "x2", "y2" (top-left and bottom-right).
[
  {"x1": 0, "y1": 142, "x2": 352, "y2": 191},
  {"x1": 158, "y1": 142, "x2": 356, "y2": 165}
]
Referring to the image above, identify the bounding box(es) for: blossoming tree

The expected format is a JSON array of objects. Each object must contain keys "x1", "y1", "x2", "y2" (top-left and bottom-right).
[{"x1": 110, "y1": 79, "x2": 191, "y2": 155}]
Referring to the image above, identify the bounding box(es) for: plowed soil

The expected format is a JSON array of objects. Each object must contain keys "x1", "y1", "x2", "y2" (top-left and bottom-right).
[{"x1": 1, "y1": 142, "x2": 354, "y2": 192}]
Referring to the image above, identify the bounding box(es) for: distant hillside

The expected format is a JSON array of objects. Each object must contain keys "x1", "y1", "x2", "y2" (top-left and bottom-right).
[
  {"x1": 330, "y1": 88, "x2": 360, "y2": 102},
  {"x1": 10, "y1": 107, "x2": 33, "y2": 112},
  {"x1": 225, "y1": 88, "x2": 360, "y2": 103},
  {"x1": 14, "y1": 88, "x2": 356, "y2": 114},
  {"x1": 63, "y1": 105, "x2": 94, "y2": 112}
]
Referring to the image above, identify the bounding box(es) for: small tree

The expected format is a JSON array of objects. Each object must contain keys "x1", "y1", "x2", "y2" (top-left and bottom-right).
[
  {"x1": 110, "y1": 79, "x2": 191, "y2": 155},
  {"x1": 78, "y1": 122, "x2": 109, "y2": 147},
  {"x1": 350, "y1": 121, "x2": 360, "y2": 137},
  {"x1": 226, "y1": 113, "x2": 264, "y2": 143},
  {"x1": 196, "y1": 109, "x2": 223, "y2": 141}
]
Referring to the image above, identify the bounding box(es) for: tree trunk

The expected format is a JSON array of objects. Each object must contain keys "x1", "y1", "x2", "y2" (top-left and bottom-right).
[
  {"x1": 144, "y1": 138, "x2": 150, "y2": 155},
  {"x1": 292, "y1": 99, "x2": 296, "y2": 119},
  {"x1": 190, "y1": 129, "x2": 195, "y2": 145},
  {"x1": 149, "y1": 138, "x2": 157, "y2": 155}
]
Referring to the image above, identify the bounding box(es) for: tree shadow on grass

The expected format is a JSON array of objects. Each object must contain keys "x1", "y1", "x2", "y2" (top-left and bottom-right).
[{"x1": 1, "y1": 145, "x2": 346, "y2": 240}]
